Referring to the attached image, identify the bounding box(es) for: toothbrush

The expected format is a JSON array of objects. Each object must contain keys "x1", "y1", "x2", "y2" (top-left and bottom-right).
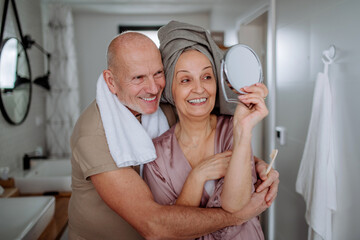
[{"x1": 266, "y1": 149, "x2": 278, "y2": 175}]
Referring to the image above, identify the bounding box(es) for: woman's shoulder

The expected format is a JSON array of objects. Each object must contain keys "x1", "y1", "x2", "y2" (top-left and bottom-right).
[
  {"x1": 151, "y1": 125, "x2": 176, "y2": 163},
  {"x1": 216, "y1": 114, "x2": 234, "y2": 130},
  {"x1": 214, "y1": 114, "x2": 234, "y2": 152},
  {"x1": 152, "y1": 124, "x2": 176, "y2": 145},
  {"x1": 216, "y1": 114, "x2": 233, "y2": 121},
  {"x1": 146, "y1": 125, "x2": 176, "y2": 175}
]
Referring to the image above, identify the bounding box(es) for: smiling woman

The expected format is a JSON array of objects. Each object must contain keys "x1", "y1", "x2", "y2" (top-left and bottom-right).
[
  {"x1": 172, "y1": 50, "x2": 217, "y2": 119},
  {"x1": 143, "y1": 20, "x2": 269, "y2": 239}
]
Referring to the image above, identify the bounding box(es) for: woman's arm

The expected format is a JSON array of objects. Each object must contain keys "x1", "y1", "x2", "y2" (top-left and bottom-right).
[
  {"x1": 221, "y1": 118, "x2": 253, "y2": 213},
  {"x1": 175, "y1": 151, "x2": 232, "y2": 206},
  {"x1": 221, "y1": 83, "x2": 269, "y2": 213}
]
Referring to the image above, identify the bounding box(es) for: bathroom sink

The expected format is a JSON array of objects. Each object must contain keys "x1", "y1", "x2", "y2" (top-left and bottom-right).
[
  {"x1": 13, "y1": 159, "x2": 71, "y2": 194},
  {"x1": 0, "y1": 196, "x2": 55, "y2": 240}
]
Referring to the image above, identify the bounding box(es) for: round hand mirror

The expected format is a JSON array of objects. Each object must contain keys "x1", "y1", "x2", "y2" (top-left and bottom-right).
[
  {"x1": 0, "y1": 37, "x2": 32, "y2": 125},
  {"x1": 220, "y1": 44, "x2": 263, "y2": 103}
]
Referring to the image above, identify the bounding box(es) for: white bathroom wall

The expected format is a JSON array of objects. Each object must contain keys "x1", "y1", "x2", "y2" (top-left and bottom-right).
[
  {"x1": 210, "y1": 0, "x2": 268, "y2": 47},
  {"x1": 0, "y1": 0, "x2": 46, "y2": 171},
  {"x1": 275, "y1": 0, "x2": 360, "y2": 239}
]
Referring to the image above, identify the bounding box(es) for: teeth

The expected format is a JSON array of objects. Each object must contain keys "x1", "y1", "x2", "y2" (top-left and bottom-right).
[
  {"x1": 143, "y1": 96, "x2": 156, "y2": 101},
  {"x1": 188, "y1": 98, "x2": 207, "y2": 103}
]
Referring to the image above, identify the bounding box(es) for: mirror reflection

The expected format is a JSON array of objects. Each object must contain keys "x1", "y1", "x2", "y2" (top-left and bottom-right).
[{"x1": 0, "y1": 37, "x2": 31, "y2": 125}]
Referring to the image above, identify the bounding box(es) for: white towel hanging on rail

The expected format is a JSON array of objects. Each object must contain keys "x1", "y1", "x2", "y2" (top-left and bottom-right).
[{"x1": 296, "y1": 60, "x2": 337, "y2": 240}]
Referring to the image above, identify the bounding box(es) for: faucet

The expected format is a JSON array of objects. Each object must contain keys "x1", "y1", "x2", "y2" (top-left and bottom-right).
[{"x1": 23, "y1": 154, "x2": 48, "y2": 170}]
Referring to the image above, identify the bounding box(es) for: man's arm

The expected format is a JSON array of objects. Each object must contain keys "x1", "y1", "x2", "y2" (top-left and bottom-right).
[{"x1": 91, "y1": 167, "x2": 242, "y2": 240}]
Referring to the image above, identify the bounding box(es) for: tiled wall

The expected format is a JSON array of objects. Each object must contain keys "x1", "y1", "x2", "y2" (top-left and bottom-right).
[{"x1": 0, "y1": 0, "x2": 46, "y2": 171}]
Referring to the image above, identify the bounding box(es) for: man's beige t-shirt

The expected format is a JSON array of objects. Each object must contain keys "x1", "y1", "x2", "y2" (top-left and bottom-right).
[{"x1": 68, "y1": 101, "x2": 143, "y2": 240}]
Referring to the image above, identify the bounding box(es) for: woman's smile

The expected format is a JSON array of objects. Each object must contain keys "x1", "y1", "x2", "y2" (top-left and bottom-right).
[{"x1": 187, "y1": 97, "x2": 208, "y2": 104}]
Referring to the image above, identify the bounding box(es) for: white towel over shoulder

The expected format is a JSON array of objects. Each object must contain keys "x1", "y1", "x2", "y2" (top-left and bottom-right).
[
  {"x1": 296, "y1": 71, "x2": 336, "y2": 240},
  {"x1": 96, "y1": 74, "x2": 169, "y2": 168}
]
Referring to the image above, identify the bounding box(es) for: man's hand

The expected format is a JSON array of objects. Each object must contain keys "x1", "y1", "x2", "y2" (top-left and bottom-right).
[
  {"x1": 254, "y1": 156, "x2": 280, "y2": 206},
  {"x1": 234, "y1": 187, "x2": 269, "y2": 224}
]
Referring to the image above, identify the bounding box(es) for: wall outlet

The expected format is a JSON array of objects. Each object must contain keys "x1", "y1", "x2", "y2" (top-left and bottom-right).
[{"x1": 275, "y1": 126, "x2": 286, "y2": 146}]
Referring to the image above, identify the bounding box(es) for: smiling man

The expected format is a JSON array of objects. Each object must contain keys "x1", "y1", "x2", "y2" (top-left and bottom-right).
[
  {"x1": 103, "y1": 34, "x2": 165, "y2": 115},
  {"x1": 68, "y1": 32, "x2": 279, "y2": 240}
]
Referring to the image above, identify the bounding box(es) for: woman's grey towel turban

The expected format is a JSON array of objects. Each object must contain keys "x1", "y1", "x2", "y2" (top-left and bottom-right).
[{"x1": 158, "y1": 20, "x2": 236, "y2": 115}]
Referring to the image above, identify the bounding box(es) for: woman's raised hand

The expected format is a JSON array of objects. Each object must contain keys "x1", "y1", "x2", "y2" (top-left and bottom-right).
[{"x1": 233, "y1": 83, "x2": 269, "y2": 133}]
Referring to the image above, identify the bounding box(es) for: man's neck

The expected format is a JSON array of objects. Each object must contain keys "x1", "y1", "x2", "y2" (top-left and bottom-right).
[
  {"x1": 127, "y1": 107, "x2": 141, "y2": 117},
  {"x1": 127, "y1": 107, "x2": 142, "y2": 122}
]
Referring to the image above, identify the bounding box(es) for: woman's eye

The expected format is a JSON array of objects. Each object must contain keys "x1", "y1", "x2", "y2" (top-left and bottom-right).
[
  {"x1": 181, "y1": 79, "x2": 190, "y2": 83},
  {"x1": 204, "y1": 75, "x2": 212, "y2": 80}
]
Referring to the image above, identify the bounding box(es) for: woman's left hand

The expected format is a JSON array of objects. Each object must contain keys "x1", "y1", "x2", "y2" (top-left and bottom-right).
[{"x1": 233, "y1": 83, "x2": 269, "y2": 132}]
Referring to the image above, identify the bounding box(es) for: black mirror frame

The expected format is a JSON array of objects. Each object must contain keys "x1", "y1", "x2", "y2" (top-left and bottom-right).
[{"x1": 0, "y1": 0, "x2": 32, "y2": 125}]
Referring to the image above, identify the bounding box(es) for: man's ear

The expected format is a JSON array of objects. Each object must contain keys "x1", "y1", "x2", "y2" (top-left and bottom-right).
[{"x1": 103, "y1": 70, "x2": 117, "y2": 95}]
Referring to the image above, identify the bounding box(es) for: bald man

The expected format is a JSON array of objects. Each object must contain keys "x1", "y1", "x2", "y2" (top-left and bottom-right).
[{"x1": 68, "y1": 32, "x2": 279, "y2": 240}]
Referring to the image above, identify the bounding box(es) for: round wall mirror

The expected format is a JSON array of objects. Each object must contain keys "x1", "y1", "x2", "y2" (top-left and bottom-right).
[
  {"x1": 0, "y1": 37, "x2": 32, "y2": 125},
  {"x1": 220, "y1": 44, "x2": 263, "y2": 103}
]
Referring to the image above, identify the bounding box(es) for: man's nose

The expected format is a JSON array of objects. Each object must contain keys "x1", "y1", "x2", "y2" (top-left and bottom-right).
[{"x1": 145, "y1": 77, "x2": 158, "y2": 94}]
